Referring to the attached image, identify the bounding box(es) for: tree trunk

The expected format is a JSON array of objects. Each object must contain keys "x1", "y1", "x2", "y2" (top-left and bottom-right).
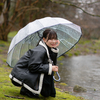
[
  {"x1": 0, "y1": 31, "x2": 8, "y2": 41},
  {"x1": 0, "y1": 0, "x2": 10, "y2": 41}
]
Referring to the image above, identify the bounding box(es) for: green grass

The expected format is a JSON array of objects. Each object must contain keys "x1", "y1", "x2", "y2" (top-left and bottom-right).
[
  {"x1": 8, "y1": 31, "x2": 17, "y2": 38},
  {"x1": 0, "y1": 64, "x2": 85, "y2": 100},
  {"x1": 66, "y1": 38, "x2": 100, "y2": 57},
  {"x1": 8, "y1": 31, "x2": 17, "y2": 42}
]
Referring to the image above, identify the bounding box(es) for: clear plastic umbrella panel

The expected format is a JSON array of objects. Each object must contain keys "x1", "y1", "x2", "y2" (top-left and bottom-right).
[{"x1": 7, "y1": 17, "x2": 82, "y2": 68}]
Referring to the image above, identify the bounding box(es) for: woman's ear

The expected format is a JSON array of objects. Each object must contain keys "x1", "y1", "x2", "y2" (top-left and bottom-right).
[{"x1": 43, "y1": 38, "x2": 46, "y2": 43}]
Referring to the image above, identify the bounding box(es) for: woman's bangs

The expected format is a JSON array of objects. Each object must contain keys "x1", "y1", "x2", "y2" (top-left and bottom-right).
[{"x1": 48, "y1": 32, "x2": 57, "y2": 40}]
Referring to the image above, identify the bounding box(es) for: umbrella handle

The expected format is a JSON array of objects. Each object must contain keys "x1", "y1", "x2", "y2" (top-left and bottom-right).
[{"x1": 53, "y1": 72, "x2": 60, "y2": 82}]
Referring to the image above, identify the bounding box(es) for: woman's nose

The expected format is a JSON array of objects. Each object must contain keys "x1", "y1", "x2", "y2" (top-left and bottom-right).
[{"x1": 52, "y1": 39, "x2": 56, "y2": 43}]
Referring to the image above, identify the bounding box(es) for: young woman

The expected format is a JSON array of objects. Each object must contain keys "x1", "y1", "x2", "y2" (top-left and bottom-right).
[{"x1": 10, "y1": 29, "x2": 60, "y2": 98}]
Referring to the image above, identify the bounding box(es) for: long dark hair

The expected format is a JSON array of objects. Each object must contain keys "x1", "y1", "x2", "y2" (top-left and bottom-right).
[{"x1": 37, "y1": 29, "x2": 57, "y2": 46}]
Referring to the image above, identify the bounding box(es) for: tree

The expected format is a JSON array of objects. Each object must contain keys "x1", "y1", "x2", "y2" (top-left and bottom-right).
[
  {"x1": 51, "y1": 0, "x2": 100, "y2": 17},
  {"x1": 0, "y1": 0, "x2": 51, "y2": 41},
  {"x1": 0, "y1": 0, "x2": 100, "y2": 41},
  {"x1": 50, "y1": 0, "x2": 100, "y2": 39},
  {"x1": 0, "y1": 0, "x2": 10, "y2": 41}
]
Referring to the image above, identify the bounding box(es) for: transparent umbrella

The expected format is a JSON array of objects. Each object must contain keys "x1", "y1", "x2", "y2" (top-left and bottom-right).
[{"x1": 7, "y1": 17, "x2": 82, "y2": 81}]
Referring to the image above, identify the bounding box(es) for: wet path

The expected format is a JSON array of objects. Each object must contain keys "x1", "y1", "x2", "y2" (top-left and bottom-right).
[{"x1": 57, "y1": 55, "x2": 100, "y2": 100}]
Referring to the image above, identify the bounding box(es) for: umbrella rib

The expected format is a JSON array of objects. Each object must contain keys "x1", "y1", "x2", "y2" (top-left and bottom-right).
[
  {"x1": 57, "y1": 28, "x2": 79, "y2": 41},
  {"x1": 60, "y1": 39, "x2": 73, "y2": 48},
  {"x1": 10, "y1": 47, "x2": 15, "y2": 67},
  {"x1": 19, "y1": 42, "x2": 24, "y2": 59},
  {"x1": 52, "y1": 24, "x2": 80, "y2": 41}
]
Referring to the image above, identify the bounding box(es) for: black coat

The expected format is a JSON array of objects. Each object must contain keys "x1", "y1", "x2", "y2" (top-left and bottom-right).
[{"x1": 9, "y1": 41, "x2": 59, "y2": 97}]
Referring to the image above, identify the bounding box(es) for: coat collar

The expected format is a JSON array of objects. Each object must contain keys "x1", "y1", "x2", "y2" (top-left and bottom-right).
[
  {"x1": 39, "y1": 40, "x2": 52, "y2": 64},
  {"x1": 39, "y1": 40, "x2": 59, "y2": 54}
]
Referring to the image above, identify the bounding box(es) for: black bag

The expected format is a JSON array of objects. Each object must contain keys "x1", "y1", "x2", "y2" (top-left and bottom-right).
[
  {"x1": 10, "y1": 67, "x2": 40, "y2": 89},
  {"x1": 9, "y1": 49, "x2": 44, "y2": 94},
  {"x1": 9, "y1": 49, "x2": 41, "y2": 90}
]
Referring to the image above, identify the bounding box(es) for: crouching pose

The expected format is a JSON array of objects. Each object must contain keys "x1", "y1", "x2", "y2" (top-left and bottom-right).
[{"x1": 10, "y1": 29, "x2": 60, "y2": 98}]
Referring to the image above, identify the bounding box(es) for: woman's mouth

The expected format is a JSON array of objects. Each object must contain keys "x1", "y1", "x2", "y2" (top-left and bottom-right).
[{"x1": 51, "y1": 44, "x2": 55, "y2": 46}]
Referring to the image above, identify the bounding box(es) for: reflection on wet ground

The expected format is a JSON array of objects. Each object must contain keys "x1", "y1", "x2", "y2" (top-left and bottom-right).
[{"x1": 56, "y1": 55, "x2": 100, "y2": 100}]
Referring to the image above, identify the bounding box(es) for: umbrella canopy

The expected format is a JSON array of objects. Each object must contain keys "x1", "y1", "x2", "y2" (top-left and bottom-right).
[{"x1": 7, "y1": 17, "x2": 82, "y2": 68}]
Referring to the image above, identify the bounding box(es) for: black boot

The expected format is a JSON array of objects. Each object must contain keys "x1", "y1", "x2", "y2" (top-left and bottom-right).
[{"x1": 20, "y1": 87, "x2": 39, "y2": 98}]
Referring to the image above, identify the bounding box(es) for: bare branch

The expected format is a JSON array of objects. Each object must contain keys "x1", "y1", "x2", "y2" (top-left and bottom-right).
[
  {"x1": 16, "y1": 6, "x2": 39, "y2": 12},
  {"x1": 72, "y1": 1, "x2": 100, "y2": 5},
  {"x1": 4, "y1": 95, "x2": 24, "y2": 99},
  {"x1": 51, "y1": 0, "x2": 100, "y2": 17}
]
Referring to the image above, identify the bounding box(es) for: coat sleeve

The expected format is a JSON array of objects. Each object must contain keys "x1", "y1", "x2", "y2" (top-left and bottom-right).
[
  {"x1": 28, "y1": 49, "x2": 52, "y2": 75},
  {"x1": 51, "y1": 48, "x2": 59, "y2": 65}
]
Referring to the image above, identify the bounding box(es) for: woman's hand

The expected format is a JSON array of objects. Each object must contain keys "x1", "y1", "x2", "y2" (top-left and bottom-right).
[
  {"x1": 54, "y1": 40, "x2": 60, "y2": 48},
  {"x1": 52, "y1": 65, "x2": 58, "y2": 72}
]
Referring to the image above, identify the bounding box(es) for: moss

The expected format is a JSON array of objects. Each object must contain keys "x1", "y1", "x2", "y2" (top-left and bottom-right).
[
  {"x1": 0, "y1": 40, "x2": 10, "y2": 46},
  {"x1": 2, "y1": 59, "x2": 7, "y2": 63},
  {"x1": 0, "y1": 78, "x2": 86, "y2": 100},
  {"x1": 55, "y1": 90, "x2": 85, "y2": 100},
  {"x1": 74, "y1": 51, "x2": 80, "y2": 56},
  {"x1": 60, "y1": 63, "x2": 63, "y2": 65},
  {"x1": 94, "y1": 89, "x2": 96, "y2": 91},
  {"x1": 58, "y1": 56, "x2": 64, "y2": 61},
  {"x1": 0, "y1": 44, "x2": 5, "y2": 47},
  {"x1": 0, "y1": 49, "x2": 3, "y2": 53},
  {"x1": 73, "y1": 85, "x2": 87, "y2": 92},
  {"x1": 66, "y1": 38, "x2": 100, "y2": 56},
  {"x1": 60, "y1": 83, "x2": 67, "y2": 86},
  {"x1": 8, "y1": 31, "x2": 17, "y2": 42},
  {"x1": 67, "y1": 53, "x2": 73, "y2": 57},
  {"x1": 64, "y1": 91, "x2": 70, "y2": 94},
  {"x1": 93, "y1": 50, "x2": 97, "y2": 54},
  {"x1": 85, "y1": 48, "x2": 90, "y2": 53},
  {"x1": 78, "y1": 38, "x2": 91, "y2": 45},
  {"x1": 8, "y1": 31, "x2": 17, "y2": 38}
]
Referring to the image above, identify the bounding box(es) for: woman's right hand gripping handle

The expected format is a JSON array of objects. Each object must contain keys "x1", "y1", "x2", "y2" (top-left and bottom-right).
[
  {"x1": 52, "y1": 65, "x2": 58, "y2": 72},
  {"x1": 52, "y1": 65, "x2": 60, "y2": 82}
]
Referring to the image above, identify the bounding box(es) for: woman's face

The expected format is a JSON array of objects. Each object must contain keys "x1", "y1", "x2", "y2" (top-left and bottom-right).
[{"x1": 43, "y1": 38, "x2": 58, "y2": 48}]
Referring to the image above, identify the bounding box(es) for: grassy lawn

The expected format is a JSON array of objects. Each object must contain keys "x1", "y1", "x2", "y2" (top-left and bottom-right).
[{"x1": 66, "y1": 38, "x2": 100, "y2": 57}]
